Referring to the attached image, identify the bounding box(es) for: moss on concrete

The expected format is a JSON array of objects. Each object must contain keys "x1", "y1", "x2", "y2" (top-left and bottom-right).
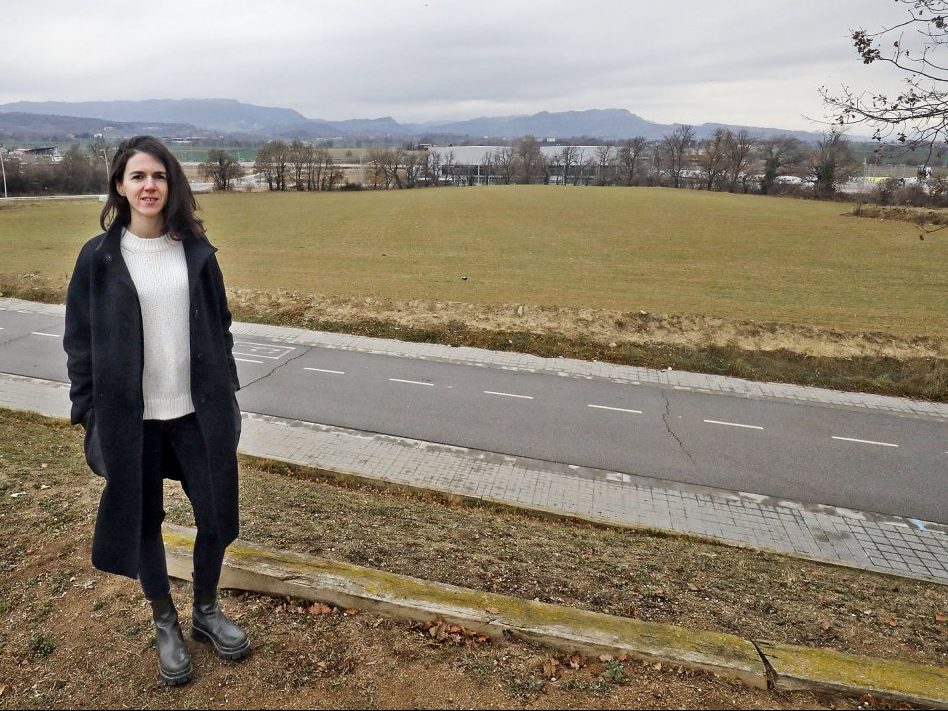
[{"x1": 758, "y1": 640, "x2": 948, "y2": 708}]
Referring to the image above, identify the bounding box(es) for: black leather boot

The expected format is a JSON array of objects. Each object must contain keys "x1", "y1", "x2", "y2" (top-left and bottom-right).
[
  {"x1": 191, "y1": 589, "x2": 250, "y2": 661},
  {"x1": 150, "y1": 596, "x2": 193, "y2": 686}
]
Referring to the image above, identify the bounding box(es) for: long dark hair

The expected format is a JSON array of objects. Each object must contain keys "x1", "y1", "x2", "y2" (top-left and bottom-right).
[{"x1": 99, "y1": 135, "x2": 206, "y2": 240}]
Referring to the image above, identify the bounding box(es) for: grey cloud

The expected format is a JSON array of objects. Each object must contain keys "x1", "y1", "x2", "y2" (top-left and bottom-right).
[{"x1": 0, "y1": 0, "x2": 920, "y2": 131}]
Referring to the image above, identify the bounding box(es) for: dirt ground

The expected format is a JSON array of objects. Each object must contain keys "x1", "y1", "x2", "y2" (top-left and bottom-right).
[{"x1": 1, "y1": 409, "x2": 944, "y2": 709}]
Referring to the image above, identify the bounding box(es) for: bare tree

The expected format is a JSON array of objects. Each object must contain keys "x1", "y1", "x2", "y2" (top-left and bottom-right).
[
  {"x1": 288, "y1": 139, "x2": 311, "y2": 190},
  {"x1": 616, "y1": 137, "x2": 647, "y2": 186},
  {"x1": 808, "y1": 131, "x2": 859, "y2": 197},
  {"x1": 595, "y1": 145, "x2": 614, "y2": 185},
  {"x1": 723, "y1": 129, "x2": 756, "y2": 192},
  {"x1": 822, "y1": 0, "x2": 948, "y2": 157},
  {"x1": 479, "y1": 151, "x2": 494, "y2": 185},
  {"x1": 425, "y1": 150, "x2": 442, "y2": 186},
  {"x1": 200, "y1": 149, "x2": 243, "y2": 191},
  {"x1": 514, "y1": 135, "x2": 545, "y2": 184},
  {"x1": 367, "y1": 149, "x2": 396, "y2": 189},
  {"x1": 493, "y1": 146, "x2": 515, "y2": 185},
  {"x1": 441, "y1": 150, "x2": 456, "y2": 185},
  {"x1": 560, "y1": 145, "x2": 579, "y2": 186},
  {"x1": 253, "y1": 140, "x2": 289, "y2": 191},
  {"x1": 402, "y1": 150, "x2": 425, "y2": 188},
  {"x1": 661, "y1": 125, "x2": 695, "y2": 188},
  {"x1": 758, "y1": 136, "x2": 805, "y2": 194},
  {"x1": 696, "y1": 129, "x2": 728, "y2": 190}
]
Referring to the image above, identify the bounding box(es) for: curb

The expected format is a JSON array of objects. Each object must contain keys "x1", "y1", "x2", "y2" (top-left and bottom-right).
[{"x1": 163, "y1": 524, "x2": 948, "y2": 708}]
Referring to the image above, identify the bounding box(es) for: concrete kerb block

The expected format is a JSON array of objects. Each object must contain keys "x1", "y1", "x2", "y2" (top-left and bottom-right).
[
  {"x1": 163, "y1": 523, "x2": 948, "y2": 705},
  {"x1": 163, "y1": 525, "x2": 948, "y2": 708},
  {"x1": 756, "y1": 640, "x2": 948, "y2": 709},
  {"x1": 162, "y1": 523, "x2": 767, "y2": 689}
]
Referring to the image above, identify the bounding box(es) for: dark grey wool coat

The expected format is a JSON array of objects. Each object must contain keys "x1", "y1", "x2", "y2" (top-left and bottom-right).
[{"x1": 63, "y1": 223, "x2": 241, "y2": 579}]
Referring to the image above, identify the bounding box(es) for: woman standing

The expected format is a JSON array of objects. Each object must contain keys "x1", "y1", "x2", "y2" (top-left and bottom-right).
[{"x1": 64, "y1": 136, "x2": 248, "y2": 686}]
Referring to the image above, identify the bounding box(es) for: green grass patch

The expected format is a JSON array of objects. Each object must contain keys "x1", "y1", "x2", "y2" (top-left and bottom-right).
[
  {"x1": 1, "y1": 188, "x2": 945, "y2": 399},
  {"x1": 1, "y1": 187, "x2": 944, "y2": 338}
]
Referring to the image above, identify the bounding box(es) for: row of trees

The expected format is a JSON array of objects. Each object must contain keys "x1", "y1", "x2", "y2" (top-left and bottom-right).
[
  {"x1": 0, "y1": 145, "x2": 109, "y2": 196},
  {"x1": 0, "y1": 128, "x2": 861, "y2": 198},
  {"x1": 249, "y1": 139, "x2": 344, "y2": 191},
  {"x1": 340, "y1": 129, "x2": 858, "y2": 196}
]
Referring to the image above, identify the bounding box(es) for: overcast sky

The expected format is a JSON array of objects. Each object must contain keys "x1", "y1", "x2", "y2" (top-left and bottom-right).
[{"x1": 3, "y1": 0, "x2": 915, "y2": 130}]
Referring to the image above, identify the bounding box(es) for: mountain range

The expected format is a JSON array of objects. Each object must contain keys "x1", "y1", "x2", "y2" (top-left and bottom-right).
[{"x1": 0, "y1": 98, "x2": 827, "y2": 143}]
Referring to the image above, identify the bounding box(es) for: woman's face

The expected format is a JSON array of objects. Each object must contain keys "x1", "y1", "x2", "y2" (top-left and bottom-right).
[{"x1": 116, "y1": 151, "x2": 168, "y2": 227}]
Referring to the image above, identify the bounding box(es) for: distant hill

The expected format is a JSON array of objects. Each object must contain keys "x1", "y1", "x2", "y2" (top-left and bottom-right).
[
  {"x1": 412, "y1": 109, "x2": 824, "y2": 142},
  {"x1": 0, "y1": 99, "x2": 827, "y2": 143},
  {"x1": 0, "y1": 99, "x2": 307, "y2": 134},
  {"x1": 0, "y1": 112, "x2": 203, "y2": 141}
]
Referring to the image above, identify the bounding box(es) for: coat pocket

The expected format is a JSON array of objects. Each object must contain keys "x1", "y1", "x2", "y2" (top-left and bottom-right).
[{"x1": 82, "y1": 409, "x2": 108, "y2": 479}]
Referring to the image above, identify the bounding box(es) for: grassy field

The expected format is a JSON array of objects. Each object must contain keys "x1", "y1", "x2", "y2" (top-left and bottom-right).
[{"x1": 0, "y1": 186, "x2": 944, "y2": 338}]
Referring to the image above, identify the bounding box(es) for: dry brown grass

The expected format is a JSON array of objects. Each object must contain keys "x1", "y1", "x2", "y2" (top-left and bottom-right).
[{"x1": 0, "y1": 408, "x2": 941, "y2": 709}]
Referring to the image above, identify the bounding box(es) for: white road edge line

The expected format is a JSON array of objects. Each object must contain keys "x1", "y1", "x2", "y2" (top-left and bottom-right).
[
  {"x1": 31, "y1": 332, "x2": 60, "y2": 338},
  {"x1": 484, "y1": 390, "x2": 534, "y2": 400},
  {"x1": 703, "y1": 419, "x2": 764, "y2": 430},
  {"x1": 832, "y1": 436, "x2": 899, "y2": 448},
  {"x1": 235, "y1": 358, "x2": 264, "y2": 364},
  {"x1": 389, "y1": 378, "x2": 433, "y2": 386},
  {"x1": 305, "y1": 367, "x2": 345, "y2": 374},
  {"x1": 588, "y1": 404, "x2": 642, "y2": 414}
]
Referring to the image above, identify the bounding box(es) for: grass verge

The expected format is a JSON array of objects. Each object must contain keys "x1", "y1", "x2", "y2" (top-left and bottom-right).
[{"x1": 2, "y1": 274, "x2": 946, "y2": 401}]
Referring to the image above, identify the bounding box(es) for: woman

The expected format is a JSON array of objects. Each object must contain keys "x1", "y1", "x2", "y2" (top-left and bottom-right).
[{"x1": 63, "y1": 135, "x2": 248, "y2": 686}]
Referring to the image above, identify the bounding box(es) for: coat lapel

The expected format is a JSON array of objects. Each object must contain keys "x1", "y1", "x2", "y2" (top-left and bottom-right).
[
  {"x1": 183, "y1": 237, "x2": 217, "y2": 296},
  {"x1": 95, "y1": 223, "x2": 137, "y2": 297}
]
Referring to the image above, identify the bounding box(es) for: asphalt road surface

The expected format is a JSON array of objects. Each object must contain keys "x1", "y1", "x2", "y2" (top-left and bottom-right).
[{"x1": 1, "y1": 307, "x2": 945, "y2": 523}]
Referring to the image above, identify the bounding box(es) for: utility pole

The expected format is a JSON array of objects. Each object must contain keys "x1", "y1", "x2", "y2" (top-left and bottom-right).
[{"x1": 0, "y1": 146, "x2": 8, "y2": 199}]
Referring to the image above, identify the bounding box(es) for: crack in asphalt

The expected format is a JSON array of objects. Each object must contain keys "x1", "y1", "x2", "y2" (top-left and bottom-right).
[
  {"x1": 661, "y1": 389, "x2": 695, "y2": 464},
  {"x1": 239, "y1": 344, "x2": 314, "y2": 389}
]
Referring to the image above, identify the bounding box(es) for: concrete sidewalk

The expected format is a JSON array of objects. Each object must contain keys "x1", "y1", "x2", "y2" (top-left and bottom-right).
[{"x1": 1, "y1": 296, "x2": 947, "y2": 584}]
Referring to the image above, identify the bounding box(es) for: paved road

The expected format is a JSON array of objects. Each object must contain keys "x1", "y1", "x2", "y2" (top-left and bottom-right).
[
  {"x1": 3, "y1": 297, "x2": 947, "y2": 583},
  {"x1": 1, "y1": 301, "x2": 945, "y2": 524}
]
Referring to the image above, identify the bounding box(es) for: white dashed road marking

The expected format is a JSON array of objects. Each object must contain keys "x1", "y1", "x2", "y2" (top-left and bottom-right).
[
  {"x1": 31, "y1": 332, "x2": 60, "y2": 338},
  {"x1": 235, "y1": 358, "x2": 264, "y2": 364},
  {"x1": 305, "y1": 367, "x2": 345, "y2": 374},
  {"x1": 703, "y1": 419, "x2": 764, "y2": 430},
  {"x1": 588, "y1": 404, "x2": 642, "y2": 414},
  {"x1": 389, "y1": 378, "x2": 433, "y2": 386},
  {"x1": 832, "y1": 436, "x2": 899, "y2": 448},
  {"x1": 484, "y1": 391, "x2": 534, "y2": 400}
]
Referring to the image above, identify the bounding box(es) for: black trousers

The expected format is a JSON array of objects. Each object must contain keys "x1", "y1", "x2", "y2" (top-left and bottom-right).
[{"x1": 138, "y1": 413, "x2": 227, "y2": 601}]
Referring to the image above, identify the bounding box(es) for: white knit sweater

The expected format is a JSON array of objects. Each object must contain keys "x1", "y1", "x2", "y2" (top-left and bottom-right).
[{"x1": 121, "y1": 229, "x2": 195, "y2": 420}]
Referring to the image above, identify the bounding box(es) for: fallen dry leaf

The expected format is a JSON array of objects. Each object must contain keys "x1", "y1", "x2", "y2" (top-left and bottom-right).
[
  {"x1": 936, "y1": 612, "x2": 947, "y2": 622},
  {"x1": 881, "y1": 615, "x2": 900, "y2": 627}
]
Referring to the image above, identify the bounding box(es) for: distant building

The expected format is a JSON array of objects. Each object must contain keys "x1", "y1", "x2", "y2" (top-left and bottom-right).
[{"x1": 11, "y1": 147, "x2": 62, "y2": 164}]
